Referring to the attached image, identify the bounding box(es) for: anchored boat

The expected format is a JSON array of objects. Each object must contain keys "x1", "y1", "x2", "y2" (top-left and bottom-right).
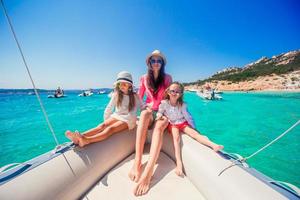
[{"x1": 197, "y1": 90, "x2": 223, "y2": 100}]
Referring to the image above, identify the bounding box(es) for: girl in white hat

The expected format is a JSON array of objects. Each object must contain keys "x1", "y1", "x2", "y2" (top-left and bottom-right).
[{"x1": 65, "y1": 71, "x2": 140, "y2": 147}]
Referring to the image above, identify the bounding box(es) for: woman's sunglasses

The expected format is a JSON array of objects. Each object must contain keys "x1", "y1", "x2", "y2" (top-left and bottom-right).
[{"x1": 150, "y1": 59, "x2": 163, "y2": 65}]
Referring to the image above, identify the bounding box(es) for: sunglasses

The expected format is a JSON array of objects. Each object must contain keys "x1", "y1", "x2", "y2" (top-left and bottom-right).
[
  {"x1": 150, "y1": 59, "x2": 163, "y2": 65},
  {"x1": 168, "y1": 89, "x2": 182, "y2": 95},
  {"x1": 119, "y1": 82, "x2": 131, "y2": 86}
]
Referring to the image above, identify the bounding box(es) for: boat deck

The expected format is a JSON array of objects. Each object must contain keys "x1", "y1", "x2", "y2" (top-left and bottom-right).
[{"x1": 82, "y1": 145, "x2": 206, "y2": 200}]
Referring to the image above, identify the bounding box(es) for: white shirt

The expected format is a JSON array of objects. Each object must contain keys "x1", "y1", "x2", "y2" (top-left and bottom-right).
[
  {"x1": 104, "y1": 92, "x2": 140, "y2": 130},
  {"x1": 157, "y1": 100, "x2": 195, "y2": 128}
]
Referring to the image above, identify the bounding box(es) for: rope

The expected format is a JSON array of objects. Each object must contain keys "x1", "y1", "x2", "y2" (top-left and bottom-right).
[
  {"x1": 219, "y1": 119, "x2": 300, "y2": 176},
  {"x1": 1, "y1": 0, "x2": 59, "y2": 146},
  {"x1": 243, "y1": 119, "x2": 300, "y2": 162}
]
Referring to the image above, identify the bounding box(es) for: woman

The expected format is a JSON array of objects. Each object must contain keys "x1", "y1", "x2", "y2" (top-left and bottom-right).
[{"x1": 128, "y1": 50, "x2": 172, "y2": 196}]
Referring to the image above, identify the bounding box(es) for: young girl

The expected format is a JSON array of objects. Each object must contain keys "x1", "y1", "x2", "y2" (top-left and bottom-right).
[
  {"x1": 156, "y1": 82, "x2": 223, "y2": 176},
  {"x1": 65, "y1": 71, "x2": 140, "y2": 147}
]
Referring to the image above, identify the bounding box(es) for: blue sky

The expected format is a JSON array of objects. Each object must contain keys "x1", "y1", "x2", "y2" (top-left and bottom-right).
[{"x1": 1, "y1": 0, "x2": 299, "y2": 89}]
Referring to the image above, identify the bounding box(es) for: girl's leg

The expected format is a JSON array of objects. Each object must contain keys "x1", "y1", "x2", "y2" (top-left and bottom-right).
[
  {"x1": 82, "y1": 117, "x2": 118, "y2": 137},
  {"x1": 77, "y1": 120, "x2": 128, "y2": 147},
  {"x1": 129, "y1": 109, "x2": 153, "y2": 182},
  {"x1": 133, "y1": 117, "x2": 168, "y2": 196},
  {"x1": 183, "y1": 126, "x2": 223, "y2": 152},
  {"x1": 65, "y1": 117, "x2": 117, "y2": 144},
  {"x1": 65, "y1": 130, "x2": 80, "y2": 144},
  {"x1": 171, "y1": 127, "x2": 184, "y2": 177}
]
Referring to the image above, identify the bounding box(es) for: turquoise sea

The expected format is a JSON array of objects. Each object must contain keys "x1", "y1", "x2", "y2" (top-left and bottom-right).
[{"x1": 0, "y1": 90, "x2": 299, "y2": 187}]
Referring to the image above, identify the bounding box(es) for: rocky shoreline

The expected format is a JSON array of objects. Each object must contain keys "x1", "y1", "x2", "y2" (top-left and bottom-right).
[{"x1": 185, "y1": 70, "x2": 300, "y2": 92}]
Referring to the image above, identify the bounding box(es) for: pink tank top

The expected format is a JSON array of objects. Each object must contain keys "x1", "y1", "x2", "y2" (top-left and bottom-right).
[{"x1": 138, "y1": 74, "x2": 172, "y2": 111}]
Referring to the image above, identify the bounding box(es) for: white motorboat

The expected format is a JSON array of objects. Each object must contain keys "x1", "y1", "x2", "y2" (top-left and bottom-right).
[
  {"x1": 98, "y1": 90, "x2": 106, "y2": 94},
  {"x1": 78, "y1": 90, "x2": 94, "y2": 97},
  {"x1": 47, "y1": 93, "x2": 67, "y2": 98},
  {"x1": 197, "y1": 90, "x2": 222, "y2": 100}
]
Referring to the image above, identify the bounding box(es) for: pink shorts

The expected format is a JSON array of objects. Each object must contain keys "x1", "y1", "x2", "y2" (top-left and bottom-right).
[{"x1": 167, "y1": 121, "x2": 190, "y2": 134}]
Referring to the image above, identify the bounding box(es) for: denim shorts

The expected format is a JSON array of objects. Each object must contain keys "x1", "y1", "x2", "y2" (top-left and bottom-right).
[{"x1": 148, "y1": 111, "x2": 158, "y2": 129}]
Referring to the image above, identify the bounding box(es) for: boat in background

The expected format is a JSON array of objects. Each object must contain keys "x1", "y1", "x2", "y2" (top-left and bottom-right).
[
  {"x1": 47, "y1": 94, "x2": 67, "y2": 98},
  {"x1": 186, "y1": 88, "x2": 198, "y2": 92},
  {"x1": 48, "y1": 87, "x2": 66, "y2": 98},
  {"x1": 214, "y1": 90, "x2": 223, "y2": 94},
  {"x1": 98, "y1": 90, "x2": 106, "y2": 94},
  {"x1": 78, "y1": 89, "x2": 94, "y2": 97},
  {"x1": 197, "y1": 89, "x2": 222, "y2": 100}
]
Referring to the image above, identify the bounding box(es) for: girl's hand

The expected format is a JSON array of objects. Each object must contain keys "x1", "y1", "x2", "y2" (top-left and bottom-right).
[
  {"x1": 146, "y1": 102, "x2": 154, "y2": 109},
  {"x1": 155, "y1": 113, "x2": 163, "y2": 121},
  {"x1": 146, "y1": 106, "x2": 152, "y2": 112}
]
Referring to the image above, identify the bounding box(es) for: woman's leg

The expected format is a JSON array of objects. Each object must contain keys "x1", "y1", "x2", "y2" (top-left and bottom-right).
[
  {"x1": 129, "y1": 109, "x2": 153, "y2": 182},
  {"x1": 183, "y1": 126, "x2": 223, "y2": 151},
  {"x1": 171, "y1": 127, "x2": 184, "y2": 176},
  {"x1": 133, "y1": 117, "x2": 168, "y2": 196},
  {"x1": 77, "y1": 120, "x2": 128, "y2": 147}
]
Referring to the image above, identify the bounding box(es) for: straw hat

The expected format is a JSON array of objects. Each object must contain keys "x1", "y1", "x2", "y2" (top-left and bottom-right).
[
  {"x1": 146, "y1": 50, "x2": 167, "y2": 65},
  {"x1": 114, "y1": 71, "x2": 133, "y2": 85}
]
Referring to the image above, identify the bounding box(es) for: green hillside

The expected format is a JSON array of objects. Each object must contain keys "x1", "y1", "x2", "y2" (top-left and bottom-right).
[{"x1": 185, "y1": 51, "x2": 300, "y2": 85}]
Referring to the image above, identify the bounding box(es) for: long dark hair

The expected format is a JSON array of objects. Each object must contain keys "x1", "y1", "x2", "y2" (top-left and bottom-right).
[
  {"x1": 114, "y1": 83, "x2": 136, "y2": 111},
  {"x1": 147, "y1": 57, "x2": 166, "y2": 95},
  {"x1": 164, "y1": 82, "x2": 184, "y2": 106}
]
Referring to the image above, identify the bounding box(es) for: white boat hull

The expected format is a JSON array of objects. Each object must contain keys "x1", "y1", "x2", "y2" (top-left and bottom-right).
[{"x1": 0, "y1": 130, "x2": 298, "y2": 199}]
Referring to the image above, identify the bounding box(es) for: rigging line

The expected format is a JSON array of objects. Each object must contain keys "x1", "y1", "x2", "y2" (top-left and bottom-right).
[
  {"x1": 218, "y1": 119, "x2": 300, "y2": 176},
  {"x1": 1, "y1": 0, "x2": 59, "y2": 146},
  {"x1": 243, "y1": 119, "x2": 300, "y2": 162}
]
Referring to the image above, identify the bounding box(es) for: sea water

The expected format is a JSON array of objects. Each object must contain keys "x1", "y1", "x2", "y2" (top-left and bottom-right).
[{"x1": 0, "y1": 90, "x2": 299, "y2": 187}]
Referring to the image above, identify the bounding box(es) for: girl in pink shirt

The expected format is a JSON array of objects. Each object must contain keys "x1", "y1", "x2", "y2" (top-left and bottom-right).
[{"x1": 129, "y1": 50, "x2": 172, "y2": 196}]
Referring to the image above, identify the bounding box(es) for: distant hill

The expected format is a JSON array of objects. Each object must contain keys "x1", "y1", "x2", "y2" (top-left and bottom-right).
[
  {"x1": 185, "y1": 50, "x2": 300, "y2": 91},
  {"x1": 185, "y1": 50, "x2": 300, "y2": 85}
]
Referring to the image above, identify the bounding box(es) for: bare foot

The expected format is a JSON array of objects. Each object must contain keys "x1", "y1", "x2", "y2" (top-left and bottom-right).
[
  {"x1": 128, "y1": 164, "x2": 142, "y2": 182},
  {"x1": 175, "y1": 162, "x2": 184, "y2": 177},
  {"x1": 213, "y1": 145, "x2": 224, "y2": 152},
  {"x1": 77, "y1": 135, "x2": 89, "y2": 147},
  {"x1": 65, "y1": 130, "x2": 79, "y2": 144},
  {"x1": 133, "y1": 173, "x2": 152, "y2": 196}
]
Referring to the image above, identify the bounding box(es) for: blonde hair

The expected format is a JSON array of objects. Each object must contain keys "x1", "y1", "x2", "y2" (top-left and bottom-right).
[
  {"x1": 164, "y1": 81, "x2": 184, "y2": 106},
  {"x1": 114, "y1": 83, "x2": 136, "y2": 111}
]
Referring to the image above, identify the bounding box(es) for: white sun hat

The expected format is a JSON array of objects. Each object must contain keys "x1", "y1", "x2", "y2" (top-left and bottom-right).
[
  {"x1": 146, "y1": 49, "x2": 167, "y2": 65},
  {"x1": 114, "y1": 71, "x2": 133, "y2": 85}
]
